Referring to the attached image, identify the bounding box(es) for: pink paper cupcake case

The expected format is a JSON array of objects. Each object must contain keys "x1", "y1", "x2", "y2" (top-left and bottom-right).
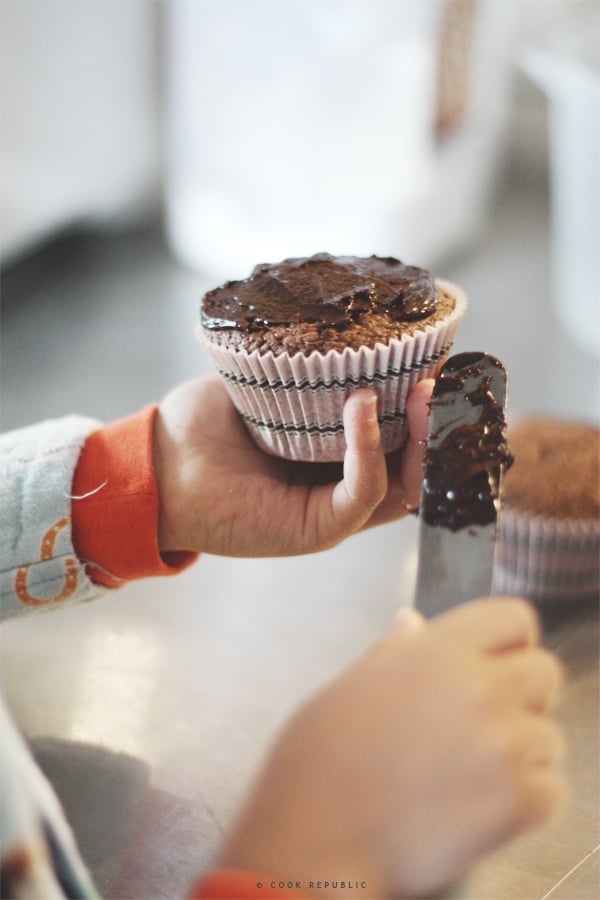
[{"x1": 493, "y1": 508, "x2": 600, "y2": 603}]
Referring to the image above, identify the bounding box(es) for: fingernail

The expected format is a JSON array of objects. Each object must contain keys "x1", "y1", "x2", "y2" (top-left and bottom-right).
[
  {"x1": 360, "y1": 394, "x2": 378, "y2": 423},
  {"x1": 391, "y1": 606, "x2": 425, "y2": 633}
]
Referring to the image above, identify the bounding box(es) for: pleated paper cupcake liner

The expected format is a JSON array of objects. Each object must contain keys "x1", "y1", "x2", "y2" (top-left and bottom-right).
[
  {"x1": 493, "y1": 506, "x2": 600, "y2": 603},
  {"x1": 197, "y1": 280, "x2": 467, "y2": 462}
]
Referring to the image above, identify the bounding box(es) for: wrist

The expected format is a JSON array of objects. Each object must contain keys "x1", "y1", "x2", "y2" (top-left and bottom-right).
[
  {"x1": 153, "y1": 405, "x2": 187, "y2": 554},
  {"x1": 218, "y1": 848, "x2": 383, "y2": 900},
  {"x1": 72, "y1": 405, "x2": 197, "y2": 583},
  {"x1": 218, "y1": 794, "x2": 385, "y2": 899}
]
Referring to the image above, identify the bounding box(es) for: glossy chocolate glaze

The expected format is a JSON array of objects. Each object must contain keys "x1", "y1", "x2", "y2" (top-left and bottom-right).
[
  {"x1": 421, "y1": 352, "x2": 513, "y2": 531},
  {"x1": 200, "y1": 253, "x2": 437, "y2": 332}
]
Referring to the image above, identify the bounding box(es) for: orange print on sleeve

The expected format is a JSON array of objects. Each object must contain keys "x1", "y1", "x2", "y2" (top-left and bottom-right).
[{"x1": 15, "y1": 517, "x2": 79, "y2": 606}]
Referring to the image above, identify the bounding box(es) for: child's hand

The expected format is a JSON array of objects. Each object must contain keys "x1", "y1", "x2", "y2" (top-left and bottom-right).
[
  {"x1": 218, "y1": 598, "x2": 566, "y2": 899},
  {"x1": 154, "y1": 372, "x2": 431, "y2": 557}
]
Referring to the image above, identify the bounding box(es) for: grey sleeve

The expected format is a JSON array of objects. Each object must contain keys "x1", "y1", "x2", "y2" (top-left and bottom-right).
[{"x1": 0, "y1": 415, "x2": 109, "y2": 620}]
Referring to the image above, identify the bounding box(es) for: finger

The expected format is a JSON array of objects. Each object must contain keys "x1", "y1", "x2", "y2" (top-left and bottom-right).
[
  {"x1": 495, "y1": 647, "x2": 566, "y2": 712},
  {"x1": 434, "y1": 597, "x2": 541, "y2": 652},
  {"x1": 329, "y1": 390, "x2": 388, "y2": 525},
  {"x1": 391, "y1": 606, "x2": 426, "y2": 634},
  {"x1": 396, "y1": 377, "x2": 435, "y2": 509},
  {"x1": 510, "y1": 712, "x2": 567, "y2": 768},
  {"x1": 406, "y1": 377, "x2": 434, "y2": 443},
  {"x1": 365, "y1": 378, "x2": 434, "y2": 526},
  {"x1": 514, "y1": 766, "x2": 568, "y2": 831},
  {"x1": 301, "y1": 391, "x2": 388, "y2": 549}
]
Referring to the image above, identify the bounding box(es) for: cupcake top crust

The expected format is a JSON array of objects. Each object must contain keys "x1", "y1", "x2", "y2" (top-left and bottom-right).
[
  {"x1": 200, "y1": 253, "x2": 456, "y2": 355},
  {"x1": 504, "y1": 418, "x2": 600, "y2": 520}
]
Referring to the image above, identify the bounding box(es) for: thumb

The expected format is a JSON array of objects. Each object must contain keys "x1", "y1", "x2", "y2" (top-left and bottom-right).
[
  {"x1": 391, "y1": 606, "x2": 426, "y2": 635},
  {"x1": 308, "y1": 389, "x2": 388, "y2": 547}
]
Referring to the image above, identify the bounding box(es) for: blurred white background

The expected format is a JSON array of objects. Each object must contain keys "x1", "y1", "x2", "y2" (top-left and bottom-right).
[{"x1": 2, "y1": 0, "x2": 598, "y2": 357}]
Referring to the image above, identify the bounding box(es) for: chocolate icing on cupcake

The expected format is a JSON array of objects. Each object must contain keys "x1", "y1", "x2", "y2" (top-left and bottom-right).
[
  {"x1": 202, "y1": 253, "x2": 437, "y2": 330},
  {"x1": 200, "y1": 253, "x2": 454, "y2": 356}
]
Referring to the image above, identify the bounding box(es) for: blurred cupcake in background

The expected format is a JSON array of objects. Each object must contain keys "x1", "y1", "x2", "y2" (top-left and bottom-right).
[{"x1": 494, "y1": 418, "x2": 600, "y2": 604}]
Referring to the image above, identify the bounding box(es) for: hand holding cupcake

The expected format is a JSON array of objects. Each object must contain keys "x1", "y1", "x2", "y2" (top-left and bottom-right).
[{"x1": 155, "y1": 371, "x2": 432, "y2": 558}]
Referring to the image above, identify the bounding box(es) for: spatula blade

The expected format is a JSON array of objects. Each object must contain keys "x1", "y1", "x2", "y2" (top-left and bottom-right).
[{"x1": 414, "y1": 352, "x2": 511, "y2": 618}]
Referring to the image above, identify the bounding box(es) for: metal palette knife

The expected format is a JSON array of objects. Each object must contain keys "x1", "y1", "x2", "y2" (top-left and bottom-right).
[{"x1": 415, "y1": 352, "x2": 512, "y2": 618}]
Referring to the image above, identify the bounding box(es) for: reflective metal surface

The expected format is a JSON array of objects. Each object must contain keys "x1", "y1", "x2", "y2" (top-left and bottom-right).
[
  {"x1": 414, "y1": 350, "x2": 508, "y2": 618},
  {"x1": 2, "y1": 180, "x2": 598, "y2": 899}
]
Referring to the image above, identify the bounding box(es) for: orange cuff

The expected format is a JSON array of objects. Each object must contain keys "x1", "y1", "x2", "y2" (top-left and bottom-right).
[
  {"x1": 191, "y1": 870, "x2": 310, "y2": 899},
  {"x1": 71, "y1": 405, "x2": 197, "y2": 587}
]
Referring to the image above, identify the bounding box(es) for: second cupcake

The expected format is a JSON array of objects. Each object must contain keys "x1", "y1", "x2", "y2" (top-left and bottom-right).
[
  {"x1": 494, "y1": 417, "x2": 600, "y2": 604},
  {"x1": 197, "y1": 253, "x2": 467, "y2": 462}
]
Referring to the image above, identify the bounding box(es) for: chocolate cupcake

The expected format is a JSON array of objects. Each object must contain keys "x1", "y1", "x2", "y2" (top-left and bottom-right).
[
  {"x1": 197, "y1": 253, "x2": 467, "y2": 461},
  {"x1": 494, "y1": 418, "x2": 600, "y2": 603}
]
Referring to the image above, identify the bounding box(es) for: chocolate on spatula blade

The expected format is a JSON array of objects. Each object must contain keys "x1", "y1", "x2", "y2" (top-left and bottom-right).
[{"x1": 414, "y1": 352, "x2": 512, "y2": 618}]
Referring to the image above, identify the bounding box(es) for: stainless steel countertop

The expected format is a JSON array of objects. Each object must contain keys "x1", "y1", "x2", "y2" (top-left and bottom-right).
[{"x1": 1, "y1": 178, "x2": 599, "y2": 899}]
